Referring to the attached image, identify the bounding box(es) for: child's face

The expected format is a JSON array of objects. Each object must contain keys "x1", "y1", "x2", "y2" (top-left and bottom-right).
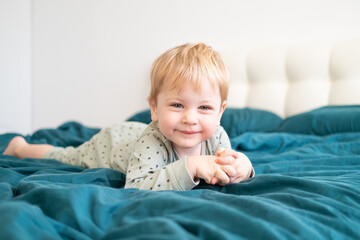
[{"x1": 150, "y1": 80, "x2": 226, "y2": 156}]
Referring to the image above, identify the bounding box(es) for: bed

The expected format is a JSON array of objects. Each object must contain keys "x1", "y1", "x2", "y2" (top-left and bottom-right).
[{"x1": 1, "y1": 39, "x2": 360, "y2": 239}]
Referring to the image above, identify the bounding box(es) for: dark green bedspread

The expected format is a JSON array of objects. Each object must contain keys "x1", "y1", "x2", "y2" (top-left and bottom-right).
[{"x1": 1, "y1": 120, "x2": 359, "y2": 240}]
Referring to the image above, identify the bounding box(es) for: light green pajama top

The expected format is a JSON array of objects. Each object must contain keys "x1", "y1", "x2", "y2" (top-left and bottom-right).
[{"x1": 44, "y1": 121, "x2": 232, "y2": 191}]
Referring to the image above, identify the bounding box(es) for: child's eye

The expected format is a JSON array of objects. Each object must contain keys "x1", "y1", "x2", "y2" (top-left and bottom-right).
[
  {"x1": 199, "y1": 106, "x2": 212, "y2": 110},
  {"x1": 171, "y1": 103, "x2": 183, "y2": 108}
]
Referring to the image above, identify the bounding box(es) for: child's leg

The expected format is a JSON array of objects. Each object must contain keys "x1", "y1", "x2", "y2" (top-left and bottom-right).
[{"x1": 3, "y1": 136, "x2": 54, "y2": 159}]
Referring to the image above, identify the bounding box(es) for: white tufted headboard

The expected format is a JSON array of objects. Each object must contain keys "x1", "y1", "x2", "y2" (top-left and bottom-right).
[{"x1": 227, "y1": 39, "x2": 360, "y2": 118}]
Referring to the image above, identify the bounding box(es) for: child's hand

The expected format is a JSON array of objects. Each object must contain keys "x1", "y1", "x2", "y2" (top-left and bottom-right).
[
  {"x1": 212, "y1": 148, "x2": 254, "y2": 185},
  {"x1": 186, "y1": 155, "x2": 237, "y2": 185}
]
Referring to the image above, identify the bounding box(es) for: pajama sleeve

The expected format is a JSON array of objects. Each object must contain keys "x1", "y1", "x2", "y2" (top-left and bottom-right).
[{"x1": 124, "y1": 130, "x2": 198, "y2": 191}]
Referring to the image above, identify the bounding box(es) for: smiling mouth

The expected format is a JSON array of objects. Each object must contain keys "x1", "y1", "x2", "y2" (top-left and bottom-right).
[{"x1": 178, "y1": 130, "x2": 199, "y2": 135}]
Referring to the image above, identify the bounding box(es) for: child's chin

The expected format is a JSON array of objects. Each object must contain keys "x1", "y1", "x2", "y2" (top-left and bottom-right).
[{"x1": 175, "y1": 140, "x2": 201, "y2": 149}]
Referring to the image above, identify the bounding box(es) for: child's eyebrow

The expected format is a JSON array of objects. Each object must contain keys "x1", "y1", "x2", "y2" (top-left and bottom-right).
[
  {"x1": 198, "y1": 98, "x2": 218, "y2": 103},
  {"x1": 165, "y1": 96, "x2": 182, "y2": 101}
]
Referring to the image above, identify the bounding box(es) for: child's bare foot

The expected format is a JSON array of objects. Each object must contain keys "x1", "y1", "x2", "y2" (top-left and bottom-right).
[{"x1": 3, "y1": 136, "x2": 28, "y2": 157}]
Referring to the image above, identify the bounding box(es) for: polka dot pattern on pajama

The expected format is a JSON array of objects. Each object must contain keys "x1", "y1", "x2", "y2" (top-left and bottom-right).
[{"x1": 44, "y1": 121, "x2": 232, "y2": 191}]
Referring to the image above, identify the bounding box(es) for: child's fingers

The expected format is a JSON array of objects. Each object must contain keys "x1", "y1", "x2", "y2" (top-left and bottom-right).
[
  {"x1": 216, "y1": 147, "x2": 225, "y2": 156},
  {"x1": 216, "y1": 148, "x2": 240, "y2": 159},
  {"x1": 211, "y1": 177, "x2": 218, "y2": 185},
  {"x1": 228, "y1": 149, "x2": 241, "y2": 158},
  {"x1": 215, "y1": 155, "x2": 235, "y2": 165},
  {"x1": 220, "y1": 165, "x2": 237, "y2": 177},
  {"x1": 230, "y1": 165, "x2": 254, "y2": 183},
  {"x1": 214, "y1": 167, "x2": 230, "y2": 184},
  {"x1": 211, "y1": 177, "x2": 228, "y2": 186}
]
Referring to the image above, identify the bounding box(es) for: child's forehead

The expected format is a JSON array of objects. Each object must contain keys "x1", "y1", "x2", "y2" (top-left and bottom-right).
[
  {"x1": 161, "y1": 78, "x2": 220, "y2": 97},
  {"x1": 169, "y1": 79, "x2": 217, "y2": 92}
]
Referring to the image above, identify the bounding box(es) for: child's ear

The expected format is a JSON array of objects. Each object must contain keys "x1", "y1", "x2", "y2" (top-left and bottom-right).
[
  {"x1": 149, "y1": 100, "x2": 158, "y2": 122},
  {"x1": 217, "y1": 101, "x2": 227, "y2": 125}
]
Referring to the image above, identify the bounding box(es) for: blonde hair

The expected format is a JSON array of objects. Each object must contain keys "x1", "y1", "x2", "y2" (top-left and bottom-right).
[{"x1": 148, "y1": 42, "x2": 229, "y2": 104}]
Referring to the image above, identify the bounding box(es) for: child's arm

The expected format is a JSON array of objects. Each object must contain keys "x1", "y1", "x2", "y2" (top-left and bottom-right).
[{"x1": 124, "y1": 133, "x2": 200, "y2": 191}]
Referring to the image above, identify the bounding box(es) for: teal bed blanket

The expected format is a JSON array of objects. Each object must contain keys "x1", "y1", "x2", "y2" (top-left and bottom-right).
[{"x1": 1, "y1": 106, "x2": 360, "y2": 240}]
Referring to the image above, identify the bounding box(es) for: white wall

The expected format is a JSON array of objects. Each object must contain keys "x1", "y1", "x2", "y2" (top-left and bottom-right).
[
  {"x1": 2, "y1": 0, "x2": 360, "y2": 133},
  {"x1": 0, "y1": 0, "x2": 32, "y2": 134}
]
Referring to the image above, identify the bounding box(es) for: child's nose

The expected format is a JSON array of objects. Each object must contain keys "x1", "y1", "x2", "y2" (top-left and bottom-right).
[{"x1": 182, "y1": 109, "x2": 198, "y2": 124}]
